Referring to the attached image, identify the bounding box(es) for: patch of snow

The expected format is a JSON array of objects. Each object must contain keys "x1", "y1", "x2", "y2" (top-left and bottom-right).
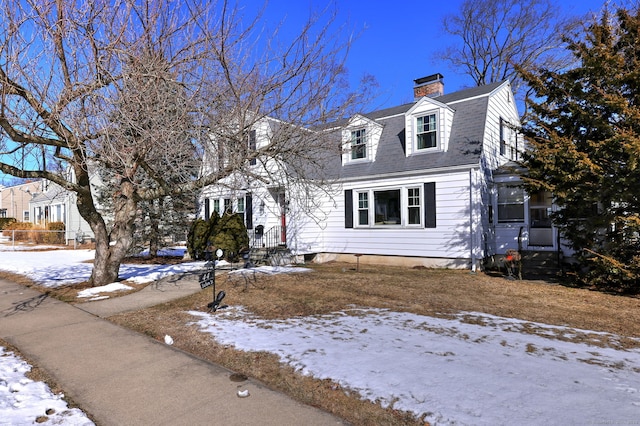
[
  {"x1": 0, "y1": 346, "x2": 94, "y2": 425},
  {"x1": 188, "y1": 307, "x2": 640, "y2": 425},
  {"x1": 0, "y1": 247, "x2": 205, "y2": 288},
  {"x1": 136, "y1": 246, "x2": 187, "y2": 257},
  {"x1": 77, "y1": 283, "x2": 134, "y2": 298}
]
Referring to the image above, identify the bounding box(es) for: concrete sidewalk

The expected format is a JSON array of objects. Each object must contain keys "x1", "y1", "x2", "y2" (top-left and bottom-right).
[
  {"x1": 0, "y1": 278, "x2": 345, "y2": 425},
  {"x1": 77, "y1": 272, "x2": 205, "y2": 318}
]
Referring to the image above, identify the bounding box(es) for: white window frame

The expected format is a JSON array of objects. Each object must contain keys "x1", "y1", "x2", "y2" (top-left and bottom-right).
[
  {"x1": 497, "y1": 184, "x2": 525, "y2": 223},
  {"x1": 407, "y1": 187, "x2": 422, "y2": 226},
  {"x1": 357, "y1": 191, "x2": 369, "y2": 226},
  {"x1": 416, "y1": 113, "x2": 438, "y2": 150},
  {"x1": 354, "y1": 186, "x2": 426, "y2": 228},
  {"x1": 351, "y1": 128, "x2": 367, "y2": 160}
]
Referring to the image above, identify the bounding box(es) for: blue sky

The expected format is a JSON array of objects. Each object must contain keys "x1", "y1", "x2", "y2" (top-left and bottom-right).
[
  {"x1": 239, "y1": 0, "x2": 614, "y2": 110},
  {"x1": 0, "y1": 0, "x2": 619, "y2": 185}
]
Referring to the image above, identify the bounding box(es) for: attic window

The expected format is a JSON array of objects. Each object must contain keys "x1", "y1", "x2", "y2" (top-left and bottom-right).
[
  {"x1": 417, "y1": 113, "x2": 437, "y2": 149},
  {"x1": 351, "y1": 128, "x2": 367, "y2": 160}
]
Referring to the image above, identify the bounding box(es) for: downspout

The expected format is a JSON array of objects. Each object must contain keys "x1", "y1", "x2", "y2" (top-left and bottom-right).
[{"x1": 470, "y1": 169, "x2": 476, "y2": 272}]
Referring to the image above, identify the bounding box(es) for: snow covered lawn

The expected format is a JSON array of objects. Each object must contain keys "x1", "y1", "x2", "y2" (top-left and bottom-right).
[
  {"x1": 189, "y1": 306, "x2": 640, "y2": 425},
  {"x1": 0, "y1": 248, "x2": 206, "y2": 291}
]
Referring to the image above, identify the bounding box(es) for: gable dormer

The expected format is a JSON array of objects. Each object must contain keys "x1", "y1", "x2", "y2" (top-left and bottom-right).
[
  {"x1": 341, "y1": 114, "x2": 383, "y2": 165},
  {"x1": 404, "y1": 97, "x2": 455, "y2": 156}
]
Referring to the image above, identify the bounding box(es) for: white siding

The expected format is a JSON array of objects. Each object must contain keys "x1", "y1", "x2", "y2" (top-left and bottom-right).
[
  {"x1": 291, "y1": 170, "x2": 481, "y2": 263},
  {"x1": 483, "y1": 83, "x2": 521, "y2": 169}
]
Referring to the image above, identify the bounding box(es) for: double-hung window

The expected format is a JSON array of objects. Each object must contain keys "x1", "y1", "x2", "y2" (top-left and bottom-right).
[
  {"x1": 213, "y1": 199, "x2": 220, "y2": 215},
  {"x1": 351, "y1": 128, "x2": 367, "y2": 160},
  {"x1": 407, "y1": 187, "x2": 421, "y2": 225},
  {"x1": 358, "y1": 192, "x2": 369, "y2": 225},
  {"x1": 417, "y1": 114, "x2": 437, "y2": 149},
  {"x1": 497, "y1": 184, "x2": 524, "y2": 223}
]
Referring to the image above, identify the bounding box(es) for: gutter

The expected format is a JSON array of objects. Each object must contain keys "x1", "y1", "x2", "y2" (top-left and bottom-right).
[{"x1": 338, "y1": 163, "x2": 481, "y2": 184}]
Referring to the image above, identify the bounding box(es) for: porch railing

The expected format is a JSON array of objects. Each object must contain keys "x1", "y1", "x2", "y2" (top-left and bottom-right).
[{"x1": 251, "y1": 225, "x2": 286, "y2": 249}]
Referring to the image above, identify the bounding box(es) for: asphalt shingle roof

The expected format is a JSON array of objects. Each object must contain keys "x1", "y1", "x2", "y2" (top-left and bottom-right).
[{"x1": 323, "y1": 81, "x2": 503, "y2": 180}]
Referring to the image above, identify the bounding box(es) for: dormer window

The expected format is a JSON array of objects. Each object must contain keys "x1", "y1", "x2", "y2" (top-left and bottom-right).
[
  {"x1": 417, "y1": 113, "x2": 437, "y2": 149},
  {"x1": 405, "y1": 98, "x2": 451, "y2": 156},
  {"x1": 351, "y1": 128, "x2": 367, "y2": 160},
  {"x1": 342, "y1": 114, "x2": 382, "y2": 165}
]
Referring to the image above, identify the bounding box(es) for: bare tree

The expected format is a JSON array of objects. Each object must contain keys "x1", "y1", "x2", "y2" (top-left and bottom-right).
[
  {"x1": 437, "y1": 0, "x2": 576, "y2": 107},
  {"x1": 0, "y1": 0, "x2": 370, "y2": 286}
]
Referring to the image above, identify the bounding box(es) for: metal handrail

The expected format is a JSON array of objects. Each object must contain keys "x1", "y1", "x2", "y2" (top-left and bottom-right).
[{"x1": 251, "y1": 225, "x2": 286, "y2": 249}]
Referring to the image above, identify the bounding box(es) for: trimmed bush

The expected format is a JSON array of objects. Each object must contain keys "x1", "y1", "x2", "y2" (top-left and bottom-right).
[
  {"x1": 187, "y1": 212, "x2": 219, "y2": 260},
  {"x1": 0, "y1": 217, "x2": 16, "y2": 230},
  {"x1": 44, "y1": 222, "x2": 65, "y2": 244},
  {"x1": 2, "y1": 221, "x2": 65, "y2": 244},
  {"x1": 212, "y1": 212, "x2": 249, "y2": 262},
  {"x1": 187, "y1": 211, "x2": 248, "y2": 261}
]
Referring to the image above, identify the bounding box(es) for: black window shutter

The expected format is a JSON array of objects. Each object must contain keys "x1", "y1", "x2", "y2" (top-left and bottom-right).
[
  {"x1": 424, "y1": 183, "x2": 436, "y2": 228},
  {"x1": 204, "y1": 198, "x2": 210, "y2": 219},
  {"x1": 249, "y1": 130, "x2": 257, "y2": 166},
  {"x1": 344, "y1": 190, "x2": 353, "y2": 228},
  {"x1": 245, "y1": 193, "x2": 253, "y2": 229}
]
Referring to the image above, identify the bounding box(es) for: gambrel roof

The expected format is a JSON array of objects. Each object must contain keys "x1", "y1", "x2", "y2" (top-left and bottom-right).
[{"x1": 323, "y1": 80, "x2": 507, "y2": 180}]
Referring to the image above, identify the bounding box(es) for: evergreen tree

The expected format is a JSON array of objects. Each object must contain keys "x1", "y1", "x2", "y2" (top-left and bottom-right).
[{"x1": 520, "y1": 7, "x2": 640, "y2": 293}]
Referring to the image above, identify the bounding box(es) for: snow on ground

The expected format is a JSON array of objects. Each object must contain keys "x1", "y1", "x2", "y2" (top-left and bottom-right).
[
  {"x1": 77, "y1": 283, "x2": 134, "y2": 300},
  {"x1": 189, "y1": 307, "x2": 640, "y2": 425},
  {"x1": 2, "y1": 247, "x2": 640, "y2": 425},
  {"x1": 0, "y1": 243, "x2": 66, "y2": 251},
  {"x1": 0, "y1": 248, "x2": 207, "y2": 289},
  {"x1": 0, "y1": 346, "x2": 94, "y2": 425}
]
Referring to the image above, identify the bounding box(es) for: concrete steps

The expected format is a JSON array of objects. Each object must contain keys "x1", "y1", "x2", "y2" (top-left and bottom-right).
[
  {"x1": 520, "y1": 251, "x2": 562, "y2": 281},
  {"x1": 248, "y1": 246, "x2": 293, "y2": 266}
]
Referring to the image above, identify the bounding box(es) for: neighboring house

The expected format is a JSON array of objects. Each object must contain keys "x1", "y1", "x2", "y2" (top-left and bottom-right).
[
  {"x1": 29, "y1": 180, "x2": 95, "y2": 243},
  {"x1": 199, "y1": 74, "x2": 560, "y2": 270},
  {"x1": 0, "y1": 180, "x2": 44, "y2": 222}
]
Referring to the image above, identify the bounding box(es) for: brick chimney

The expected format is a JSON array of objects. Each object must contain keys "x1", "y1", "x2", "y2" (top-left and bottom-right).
[{"x1": 413, "y1": 73, "x2": 444, "y2": 100}]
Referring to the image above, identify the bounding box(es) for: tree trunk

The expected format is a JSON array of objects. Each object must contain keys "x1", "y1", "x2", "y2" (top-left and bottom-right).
[
  {"x1": 148, "y1": 198, "x2": 163, "y2": 258},
  {"x1": 75, "y1": 169, "x2": 138, "y2": 287}
]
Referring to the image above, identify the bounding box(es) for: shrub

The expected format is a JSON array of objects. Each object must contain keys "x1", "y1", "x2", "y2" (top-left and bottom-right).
[
  {"x1": 187, "y1": 211, "x2": 248, "y2": 261},
  {"x1": 2, "y1": 221, "x2": 34, "y2": 241},
  {"x1": 0, "y1": 217, "x2": 16, "y2": 230},
  {"x1": 1, "y1": 221, "x2": 65, "y2": 244},
  {"x1": 187, "y1": 212, "x2": 219, "y2": 260},
  {"x1": 44, "y1": 222, "x2": 65, "y2": 244},
  {"x1": 212, "y1": 212, "x2": 249, "y2": 262}
]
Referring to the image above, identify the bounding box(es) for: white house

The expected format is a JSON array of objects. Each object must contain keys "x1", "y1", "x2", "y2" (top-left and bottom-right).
[{"x1": 199, "y1": 74, "x2": 561, "y2": 270}]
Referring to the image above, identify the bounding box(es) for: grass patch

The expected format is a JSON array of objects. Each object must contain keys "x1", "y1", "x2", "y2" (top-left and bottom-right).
[{"x1": 108, "y1": 262, "x2": 640, "y2": 425}]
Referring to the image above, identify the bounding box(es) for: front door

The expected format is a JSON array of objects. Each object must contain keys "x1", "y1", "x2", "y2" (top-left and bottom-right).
[
  {"x1": 278, "y1": 192, "x2": 286, "y2": 245},
  {"x1": 528, "y1": 190, "x2": 553, "y2": 246}
]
